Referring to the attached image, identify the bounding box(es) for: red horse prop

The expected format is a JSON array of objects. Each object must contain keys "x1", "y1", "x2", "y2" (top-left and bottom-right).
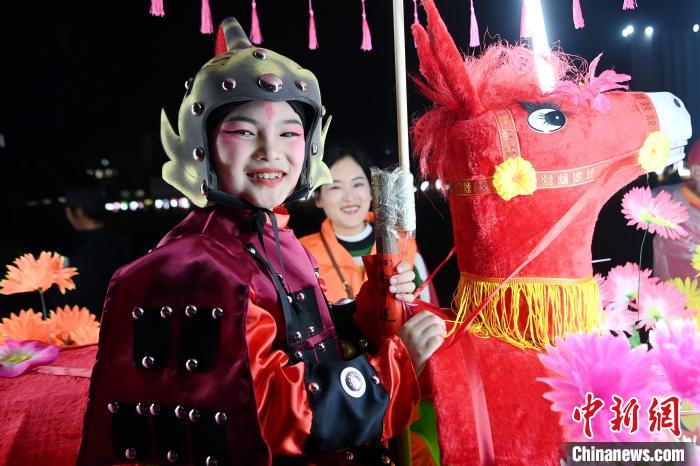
[{"x1": 412, "y1": 1, "x2": 691, "y2": 464}]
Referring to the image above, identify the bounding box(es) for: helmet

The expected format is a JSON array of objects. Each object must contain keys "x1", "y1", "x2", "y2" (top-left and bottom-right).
[{"x1": 161, "y1": 17, "x2": 332, "y2": 208}]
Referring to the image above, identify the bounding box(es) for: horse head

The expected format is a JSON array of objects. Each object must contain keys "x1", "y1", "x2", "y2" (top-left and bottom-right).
[{"x1": 412, "y1": 0, "x2": 691, "y2": 348}]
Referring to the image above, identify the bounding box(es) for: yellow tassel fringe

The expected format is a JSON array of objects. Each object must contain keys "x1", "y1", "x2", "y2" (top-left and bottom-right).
[{"x1": 451, "y1": 273, "x2": 600, "y2": 350}]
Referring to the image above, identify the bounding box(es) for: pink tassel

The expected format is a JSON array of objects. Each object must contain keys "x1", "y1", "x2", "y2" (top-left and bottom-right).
[
  {"x1": 520, "y1": 0, "x2": 530, "y2": 38},
  {"x1": 308, "y1": 0, "x2": 318, "y2": 50},
  {"x1": 250, "y1": 0, "x2": 263, "y2": 44},
  {"x1": 413, "y1": 0, "x2": 419, "y2": 26},
  {"x1": 573, "y1": 0, "x2": 585, "y2": 29},
  {"x1": 360, "y1": 0, "x2": 372, "y2": 51},
  {"x1": 149, "y1": 0, "x2": 165, "y2": 17},
  {"x1": 200, "y1": 0, "x2": 213, "y2": 34},
  {"x1": 469, "y1": 0, "x2": 479, "y2": 47},
  {"x1": 623, "y1": 0, "x2": 637, "y2": 10}
]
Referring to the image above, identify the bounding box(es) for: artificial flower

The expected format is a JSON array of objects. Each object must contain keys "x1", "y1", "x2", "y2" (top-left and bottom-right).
[
  {"x1": 539, "y1": 332, "x2": 669, "y2": 442},
  {"x1": 0, "y1": 252, "x2": 77, "y2": 295},
  {"x1": 599, "y1": 307, "x2": 638, "y2": 334},
  {"x1": 638, "y1": 131, "x2": 671, "y2": 173},
  {"x1": 693, "y1": 245, "x2": 700, "y2": 278},
  {"x1": 668, "y1": 277, "x2": 700, "y2": 312},
  {"x1": 47, "y1": 305, "x2": 99, "y2": 346},
  {"x1": 600, "y1": 262, "x2": 657, "y2": 313},
  {"x1": 0, "y1": 309, "x2": 51, "y2": 344},
  {"x1": 621, "y1": 187, "x2": 689, "y2": 240},
  {"x1": 70, "y1": 325, "x2": 100, "y2": 346},
  {"x1": 0, "y1": 339, "x2": 59, "y2": 378},
  {"x1": 492, "y1": 156, "x2": 537, "y2": 201},
  {"x1": 549, "y1": 53, "x2": 630, "y2": 113},
  {"x1": 637, "y1": 281, "x2": 691, "y2": 330},
  {"x1": 653, "y1": 319, "x2": 700, "y2": 409}
]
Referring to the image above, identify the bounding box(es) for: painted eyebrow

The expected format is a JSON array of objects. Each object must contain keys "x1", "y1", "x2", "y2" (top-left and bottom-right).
[{"x1": 221, "y1": 116, "x2": 303, "y2": 126}]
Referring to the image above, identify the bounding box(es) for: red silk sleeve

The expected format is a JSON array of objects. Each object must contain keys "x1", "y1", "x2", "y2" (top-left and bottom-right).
[
  {"x1": 246, "y1": 291, "x2": 420, "y2": 455},
  {"x1": 245, "y1": 298, "x2": 312, "y2": 456}
]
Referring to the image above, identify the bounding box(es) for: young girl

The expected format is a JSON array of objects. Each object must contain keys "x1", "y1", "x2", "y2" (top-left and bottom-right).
[
  {"x1": 78, "y1": 17, "x2": 445, "y2": 466},
  {"x1": 300, "y1": 145, "x2": 436, "y2": 304}
]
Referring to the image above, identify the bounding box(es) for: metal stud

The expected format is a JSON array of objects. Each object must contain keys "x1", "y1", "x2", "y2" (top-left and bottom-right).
[
  {"x1": 124, "y1": 448, "x2": 137, "y2": 460},
  {"x1": 201, "y1": 180, "x2": 209, "y2": 197},
  {"x1": 345, "y1": 450, "x2": 355, "y2": 462},
  {"x1": 160, "y1": 306, "x2": 173, "y2": 318},
  {"x1": 212, "y1": 307, "x2": 224, "y2": 319},
  {"x1": 253, "y1": 49, "x2": 268, "y2": 60},
  {"x1": 287, "y1": 295, "x2": 293, "y2": 304},
  {"x1": 371, "y1": 375, "x2": 380, "y2": 385},
  {"x1": 185, "y1": 358, "x2": 199, "y2": 372},
  {"x1": 191, "y1": 102, "x2": 204, "y2": 116},
  {"x1": 292, "y1": 331, "x2": 302, "y2": 342},
  {"x1": 136, "y1": 402, "x2": 148, "y2": 415},
  {"x1": 150, "y1": 403, "x2": 161, "y2": 416},
  {"x1": 312, "y1": 143, "x2": 318, "y2": 155},
  {"x1": 308, "y1": 382, "x2": 320, "y2": 392},
  {"x1": 258, "y1": 73, "x2": 283, "y2": 93},
  {"x1": 132, "y1": 307, "x2": 144, "y2": 319},
  {"x1": 206, "y1": 456, "x2": 219, "y2": 466},
  {"x1": 166, "y1": 450, "x2": 179, "y2": 463},
  {"x1": 317, "y1": 342, "x2": 326, "y2": 352},
  {"x1": 174, "y1": 405, "x2": 187, "y2": 419},
  {"x1": 294, "y1": 350, "x2": 303, "y2": 360},
  {"x1": 107, "y1": 402, "x2": 120, "y2": 414},
  {"x1": 221, "y1": 78, "x2": 236, "y2": 91},
  {"x1": 185, "y1": 305, "x2": 198, "y2": 317},
  {"x1": 246, "y1": 246, "x2": 256, "y2": 255},
  {"x1": 192, "y1": 147, "x2": 205, "y2": 161},
  {"x1": 215, "y1": 412, "x2": 228, "y2": 425},
  {"x1": 185, "y1": 77, "x2": 194, "y2": 90},
  {"x1": 321, "y1": 106, "x2": 327, "y2": 117},
  {"x1": 358, "y1": 339, "x2": 368, "y2": 349},
  {"x1": 141, "y1": 355, "x2": 155, "y2": 369},
  {"x1": 189, "y1": 409, "x2": 201, "y2": 422},
  {"x1": 381, "y1": 455, "x2": 391, "y2": 465},
  {"x1": 307, "y1": 325, "x2": 315, "y2": 336},
  {"x1": 295, "y1": 292, "x2": 305, "y2": 302},
  {"x1": 295, "y1": 80, "x2": 309, "y2": 92}
]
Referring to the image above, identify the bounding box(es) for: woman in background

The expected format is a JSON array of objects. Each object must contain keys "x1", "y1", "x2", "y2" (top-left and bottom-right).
[{"x1": 300, "y1": 145, "x2": 436, "y2": 304}]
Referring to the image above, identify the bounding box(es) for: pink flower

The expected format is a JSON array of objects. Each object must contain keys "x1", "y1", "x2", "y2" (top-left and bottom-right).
[
  {"x1": 595, "y1": 273, "x2": 612, "y2": 308},
  {"x1": 600, "y1": 262, "x2": 658, "y2": 313},
  {"x1": 621, "y1": 187, "x2": 689, "y2": 240},
  {"x1": 637, "y1": 281, "x2": 692, "y2": 330},
  {"x1": 0, "y1": 339, "x2": 59, "y2": 378},
  {"x1": 550, "y1": 53, "x2": 631, "y2": 112},
  {"x1": 539, "y1": 333, "x2": 669, "y2": 442},
  {"x1": 653, "y1": 320, "x2": 700, "y2": 409},
  {"x1": 599, "y1": 307, "x2": 638, "y2": 334}
]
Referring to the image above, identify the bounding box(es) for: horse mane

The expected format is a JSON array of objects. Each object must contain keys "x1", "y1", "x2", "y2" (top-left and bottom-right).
[{"x1": 411, "y1": 0, "x2": 586, "y2": 180}]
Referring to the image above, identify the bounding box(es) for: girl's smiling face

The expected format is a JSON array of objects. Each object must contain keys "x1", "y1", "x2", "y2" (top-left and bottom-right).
[{"x1": 212, "y1": 100, "x2": 306, "y2": 210}]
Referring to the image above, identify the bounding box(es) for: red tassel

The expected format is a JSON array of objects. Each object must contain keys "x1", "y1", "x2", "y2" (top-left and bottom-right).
[
  {"x1": 573, "y1": 0, "x2": 585, "y2": 29},
  {"x1": 469, "y1": 0, "x2": 479, "y2": 47},
  {"x1": 149, "y1": 0, "x2": 165, "y2": 17},
  {"x1": 250, "y1": 0, "x2": 263, "y2": 44},
  {"x1": 215, "y1": 23, "x2": 227, "y2": 55},
  {"x1": 200, "y1": 0, "x2": 213, "y2": 34},
  {"x1": 623, "y1": 0, "x2": 637, "y2": 10},
  {"x1": 520, "y1": 0, "x2": 530, "y2": 38},
  {"x1": 360, "y1": 0, "x2": 372, "y2": 51},
  {"x1": 308, "y1": 0, "x2": 318, "y2": 50}
]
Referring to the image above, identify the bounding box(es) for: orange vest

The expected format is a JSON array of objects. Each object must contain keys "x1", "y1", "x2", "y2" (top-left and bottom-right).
[{"x1": 299, "y1": 215, "x2": 418, "y2": 303}]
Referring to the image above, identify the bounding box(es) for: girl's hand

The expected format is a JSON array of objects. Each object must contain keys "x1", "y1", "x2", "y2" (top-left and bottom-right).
[
  {"x1": 397, "y1": 311, "x2": 446, "y2": 374},
  {"x1": 388, "y1": 261, "x2": 416, "y2": 303}
]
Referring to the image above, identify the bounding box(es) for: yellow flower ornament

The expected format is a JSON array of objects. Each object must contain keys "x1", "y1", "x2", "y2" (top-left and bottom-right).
[
  {"x1": 638, "y1": 131, "x2": 671, "y2": 173},
  {"x1": 492, "y1": 156, "x2": 537, "y2": 201}
]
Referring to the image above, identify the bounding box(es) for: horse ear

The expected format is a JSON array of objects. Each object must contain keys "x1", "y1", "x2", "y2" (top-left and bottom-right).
[{"x1": 412, "y1": 0, "x2": 484, "y2": 115}]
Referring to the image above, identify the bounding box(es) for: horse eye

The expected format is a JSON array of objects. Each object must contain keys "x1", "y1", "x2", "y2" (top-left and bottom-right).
[{"x1": 527, "y1": 108, "x2": 566, "y2": 133}]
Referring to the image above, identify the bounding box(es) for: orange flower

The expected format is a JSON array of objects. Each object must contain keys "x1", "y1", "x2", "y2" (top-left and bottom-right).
[
  {"x1": 0, "y1": 309, "x2": 51, "y2": 344},
  {"x1": 70, "y1": 325, "x2": 100, "y2": 346},
  {"x1": 0, "y1": 252, "x2": 77, "y2": 295},
  {"x1": 47, "y1": 305, "x2": 99, "y2": 346}
]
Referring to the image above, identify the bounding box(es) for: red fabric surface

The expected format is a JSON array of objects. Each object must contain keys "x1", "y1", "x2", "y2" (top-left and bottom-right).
[{"x1": 0, "y1": 344, "x2": 96, "y2": 466}]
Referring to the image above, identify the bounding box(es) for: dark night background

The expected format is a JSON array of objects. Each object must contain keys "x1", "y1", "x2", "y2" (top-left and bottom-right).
[{"x1": 2, "y1": 0, "x2": 699, "y2": 315}]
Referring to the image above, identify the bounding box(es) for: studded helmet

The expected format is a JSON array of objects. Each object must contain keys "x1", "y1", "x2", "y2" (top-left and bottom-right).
[{"x1": 161, "y1": 17, "x2": 332, "y2": 208}]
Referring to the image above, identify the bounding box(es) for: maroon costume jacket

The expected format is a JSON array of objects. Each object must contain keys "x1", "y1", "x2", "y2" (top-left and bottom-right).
[{"x1": 78, "y1": 206, "x2": 420, "y2": 466}]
